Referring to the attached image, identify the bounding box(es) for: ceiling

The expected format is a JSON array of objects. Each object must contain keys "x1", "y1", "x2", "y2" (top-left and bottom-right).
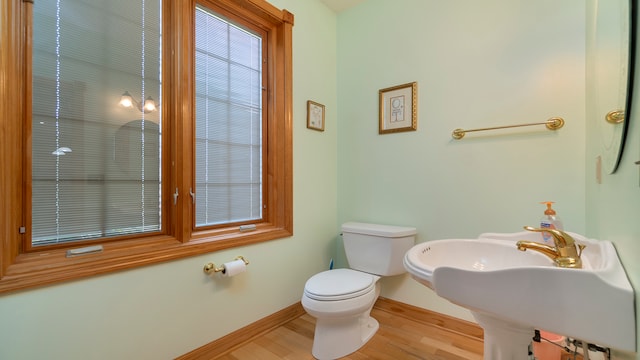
[{"x1": 320, "y1": 0, "x2": 367, "y2": 13}]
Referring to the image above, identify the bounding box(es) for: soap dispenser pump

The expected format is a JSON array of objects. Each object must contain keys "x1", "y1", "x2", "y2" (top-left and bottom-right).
[{"x1": 540, "y1": 201, "x2": 563, "y2": 244}]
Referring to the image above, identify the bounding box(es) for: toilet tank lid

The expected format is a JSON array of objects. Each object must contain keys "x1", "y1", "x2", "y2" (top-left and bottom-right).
[{"x1": 341, "y1": 222, "x2": 416, "y2": 237}]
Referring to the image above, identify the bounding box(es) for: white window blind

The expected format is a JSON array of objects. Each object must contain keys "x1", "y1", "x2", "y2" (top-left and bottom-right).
[
  {"x1": 194, "y1": 6, "x2": 263, "y2": 227},
  {"x1": 31, "y1": 0, "x2": 162, "y2": 246}
]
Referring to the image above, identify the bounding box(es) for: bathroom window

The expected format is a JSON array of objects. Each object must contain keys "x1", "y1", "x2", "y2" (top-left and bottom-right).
[
  {"x1": 30, "y1": 0, "x2": 163, "y2": 247},
  {"x1": 194, "y1": 5, "x2": 265, "y2": 229},
  {"x1": 0, "y1": 0, "x2": 293, "y2": 293}
]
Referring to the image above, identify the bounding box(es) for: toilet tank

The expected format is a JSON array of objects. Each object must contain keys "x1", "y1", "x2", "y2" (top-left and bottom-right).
[{"x1": 341, "y1": 222, "x2": 416, "y2": 276}]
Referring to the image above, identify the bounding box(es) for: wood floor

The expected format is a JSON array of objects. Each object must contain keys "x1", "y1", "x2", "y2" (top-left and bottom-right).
[{"x1": 214, "y1": 308, "x2": 484, "y2": 360}]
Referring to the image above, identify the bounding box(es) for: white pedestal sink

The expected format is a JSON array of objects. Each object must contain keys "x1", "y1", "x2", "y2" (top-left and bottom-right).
[{"x1": 403, "y1": 231, "x2": 635, "y2": 359}]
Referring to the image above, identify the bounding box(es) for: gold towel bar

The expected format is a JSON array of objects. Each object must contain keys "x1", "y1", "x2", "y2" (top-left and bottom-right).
[
  {"x1": 203, "y1": 256, "x2": 249, "y2": 274},
  {"x1": 452, "y1": 117, "x2": 565, "y2": 140}
]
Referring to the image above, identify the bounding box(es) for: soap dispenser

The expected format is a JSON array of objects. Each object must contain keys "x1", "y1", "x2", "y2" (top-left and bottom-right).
[{"x1": 539, "y1": 201, "x2": 563, "y2": 245}]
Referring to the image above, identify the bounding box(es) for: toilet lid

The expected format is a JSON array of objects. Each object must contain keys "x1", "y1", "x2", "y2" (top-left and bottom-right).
[{"x1": 304, "y1": 269, "x2": 376, "y2": 301}]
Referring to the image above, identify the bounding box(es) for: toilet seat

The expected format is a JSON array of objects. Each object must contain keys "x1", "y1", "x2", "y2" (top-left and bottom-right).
[{"x1": 304, "y1": 269, "x2": 376, "y2": 301}]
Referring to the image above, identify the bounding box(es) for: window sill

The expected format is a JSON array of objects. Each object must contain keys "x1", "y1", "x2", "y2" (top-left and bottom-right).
[{"x1": 0, "y1": 226, "x2": 292, "y2": 294}]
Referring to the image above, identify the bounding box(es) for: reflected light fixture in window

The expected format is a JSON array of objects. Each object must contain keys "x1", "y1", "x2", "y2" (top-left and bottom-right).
[
  {"x1": 51, "y1": 147, "x2": 72, "y2": 156},
  {"x1": 119, "y1": 91, "x2": 157, "y2": 113}
]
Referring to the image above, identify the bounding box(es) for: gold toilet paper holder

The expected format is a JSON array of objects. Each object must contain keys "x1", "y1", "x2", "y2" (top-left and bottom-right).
[{"x1": 203, "y1": 256, "x2": 249, "y2": 274}]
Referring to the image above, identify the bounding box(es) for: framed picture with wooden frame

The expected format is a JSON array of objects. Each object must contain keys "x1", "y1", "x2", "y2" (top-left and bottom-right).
[
  {"x1": 307, "y1": 100, "x2": 325, "y2": 131},
  {"x1": 379, "y1": 82, "x2": 417, "y2": 134}
]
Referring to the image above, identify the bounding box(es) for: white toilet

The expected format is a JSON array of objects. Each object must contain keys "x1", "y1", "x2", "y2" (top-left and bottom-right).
[{"x1": 301, "y1": 222, "x2": 416, "y2": 360}]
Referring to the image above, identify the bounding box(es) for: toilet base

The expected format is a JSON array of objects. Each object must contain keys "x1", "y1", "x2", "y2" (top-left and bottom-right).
[{"x1": 311, "y1": 311, "x2": 379, "y2": 360}]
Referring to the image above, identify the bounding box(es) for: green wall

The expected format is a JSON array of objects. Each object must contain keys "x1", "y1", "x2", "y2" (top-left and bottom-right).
[
  {"x1": 336, "y1": 0, "x2": 587, "y2": 320},
  {"x1": 586, "y1": 1, "x2": 640, "y2": 358},
  {"x1": 336, "y1": 1, "x2": 638, "y2": 358}
]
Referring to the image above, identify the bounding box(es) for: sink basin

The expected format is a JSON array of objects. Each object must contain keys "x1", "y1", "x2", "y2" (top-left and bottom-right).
[
  {"x1": 403, "y1": 237, "x2": 554, "y2": 289},
  {"x1": 404, "y1": 231, "x2": 635, "y2": 357}
]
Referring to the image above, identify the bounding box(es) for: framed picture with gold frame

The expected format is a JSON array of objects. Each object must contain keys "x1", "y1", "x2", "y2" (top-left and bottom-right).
[
  {"x1": 379, "y1": 82, "x2": 417, "y2": 134},
  {"x1": 307, "y1": 100, "x2": 325, "y2": 131}
]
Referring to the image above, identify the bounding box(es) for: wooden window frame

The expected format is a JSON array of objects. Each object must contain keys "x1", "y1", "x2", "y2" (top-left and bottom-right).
[{"x1": 0, "y1": 0, "x2": 293, "y2": 294}]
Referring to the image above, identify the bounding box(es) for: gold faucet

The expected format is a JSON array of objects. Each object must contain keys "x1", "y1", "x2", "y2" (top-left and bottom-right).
[{"x1": 516, "y1": 226, "x2": 586, "y2": 268}]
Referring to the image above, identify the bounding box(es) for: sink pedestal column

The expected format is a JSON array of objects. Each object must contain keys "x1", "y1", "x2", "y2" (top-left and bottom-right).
[{"x1": 472, "y1": 312, "x2": 534, "y2": 360}]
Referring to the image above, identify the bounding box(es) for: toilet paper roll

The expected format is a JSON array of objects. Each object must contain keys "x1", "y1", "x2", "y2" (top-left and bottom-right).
[{"x1": 222, "y1": 259, "x2": 247, "y2": 277}]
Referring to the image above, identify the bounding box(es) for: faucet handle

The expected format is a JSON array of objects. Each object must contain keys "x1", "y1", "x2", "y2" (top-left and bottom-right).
[
  {"x1": 523, "y1": 226, "x2": 585, "y2": 269},
  {"x1": 523, "y1": 226, "x2": 574, "y2": 247}
]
